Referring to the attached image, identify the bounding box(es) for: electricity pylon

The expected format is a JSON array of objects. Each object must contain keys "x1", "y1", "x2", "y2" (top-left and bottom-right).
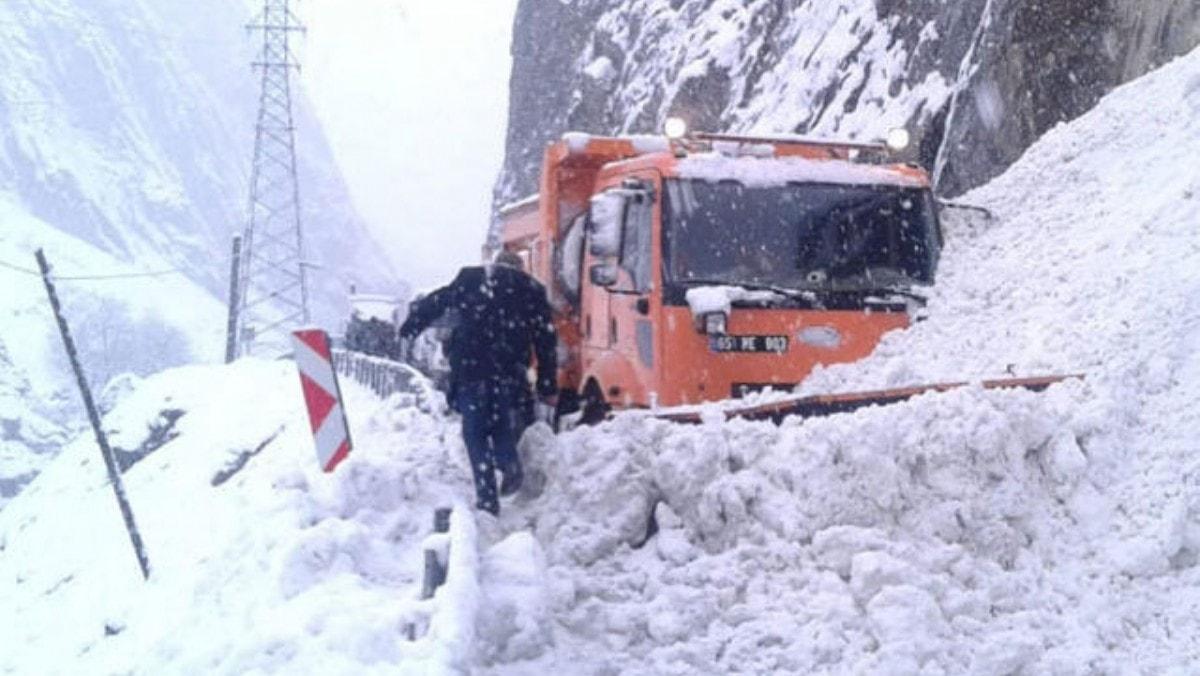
[{"x1": 236, "y1": 0, "x2": 309, "y2": 357}]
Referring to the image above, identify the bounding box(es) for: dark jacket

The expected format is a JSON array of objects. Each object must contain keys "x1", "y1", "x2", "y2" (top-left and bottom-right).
[{"x1": 399, "y1": 265, "x2": 557, "y2": 397}]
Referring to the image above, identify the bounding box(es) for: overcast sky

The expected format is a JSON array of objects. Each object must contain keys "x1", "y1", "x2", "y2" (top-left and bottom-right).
[{"x1": 299, "y1": 0, "x2": 519, "y2": 292}]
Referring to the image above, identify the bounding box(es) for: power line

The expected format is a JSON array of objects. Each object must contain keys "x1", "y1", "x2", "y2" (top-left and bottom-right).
[
  {"x1": 0, "y1": 258, "x2": 39, "y2": 276},
  {"x1": 2, "y1": 252, "x2": 371, "y2": 287},
  {"x1": 0, "y1": 256, "x2": 186, "y2": 281}
]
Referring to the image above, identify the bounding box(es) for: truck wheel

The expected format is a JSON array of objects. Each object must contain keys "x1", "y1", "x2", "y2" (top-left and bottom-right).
[
  {"x1": 555, "y1": 389, "x2": 580, "y2": 417},
  {"x1": 580, "y1": 381, "x2": 610, "y2": 426}
]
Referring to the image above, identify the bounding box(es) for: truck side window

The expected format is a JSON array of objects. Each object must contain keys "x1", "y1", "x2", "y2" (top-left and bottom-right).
[
  {"x1": 619, "y1": 190, "x2": 653, "y2": 293},
  {"x1": 556, "y1": 213, "x2": 586, "y2": 306}
]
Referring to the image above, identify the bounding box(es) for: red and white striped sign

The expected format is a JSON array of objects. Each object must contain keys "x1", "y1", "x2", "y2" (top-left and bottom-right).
[{"x1": 291, "y1": 329, "x2": 352, "y2": 472}]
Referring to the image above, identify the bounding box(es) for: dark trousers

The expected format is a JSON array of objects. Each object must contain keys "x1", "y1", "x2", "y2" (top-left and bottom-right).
[{"x1": 455, "y1": 379, "x2": 525, "y2": 515}]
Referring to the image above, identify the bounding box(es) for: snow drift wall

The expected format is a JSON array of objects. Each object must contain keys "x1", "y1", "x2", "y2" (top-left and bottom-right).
[{"x1": 496, "y1": 0, "x2": 1200, "y2": 205}]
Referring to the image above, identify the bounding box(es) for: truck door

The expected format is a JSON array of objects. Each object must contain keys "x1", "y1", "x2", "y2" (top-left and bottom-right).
[
  {"x1": 608, "y1": 178, "x2": 656, "y2": 391},
  {"x1": 581, "y1": 174, "x2": 659, "y2": 405},
  {"x1": 582, "y1": 220, "x2": 611, "y2": 353}
]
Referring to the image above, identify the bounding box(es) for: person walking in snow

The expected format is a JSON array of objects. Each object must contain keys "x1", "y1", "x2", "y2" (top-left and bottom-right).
[{"x1": 399, "y1": 250, "x2": 557, "y2": 516}]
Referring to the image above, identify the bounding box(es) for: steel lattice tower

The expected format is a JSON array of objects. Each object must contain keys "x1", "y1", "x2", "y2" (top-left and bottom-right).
[{"x1": 237, "y1": 0, "x2": 308, "y2": 357}]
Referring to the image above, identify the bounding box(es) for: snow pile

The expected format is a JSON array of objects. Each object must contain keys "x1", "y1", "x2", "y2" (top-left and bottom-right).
[
  {"x1": 502, "y1": 384, "x2": 1129, "y2": 673},
  {"x1": 0, "y1": 359, "x2": 484, "y2": 674},
  {"x1": 476, "y1": 48, "x2": 1200, "y2": 673}
]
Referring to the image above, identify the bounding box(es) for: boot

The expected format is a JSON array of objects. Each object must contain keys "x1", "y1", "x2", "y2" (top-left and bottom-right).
[
  {"x1": 499, "y1": 467, "x2": 523, "y2": 497},
  {"x1": 475, "y1": 498, "x2": 500, "y2": 516}
]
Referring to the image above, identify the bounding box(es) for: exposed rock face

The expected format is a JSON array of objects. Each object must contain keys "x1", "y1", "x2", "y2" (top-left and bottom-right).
[
  {"x1": 0, "y1": 343, "x2": 69, "y2": 509},
  {"x1": 497, "y1": 0, "x2": 1200, "y2": 204}
]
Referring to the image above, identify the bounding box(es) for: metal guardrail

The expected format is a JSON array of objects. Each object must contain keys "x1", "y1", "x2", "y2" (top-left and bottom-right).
[{"x1": 331, "y1": 349, "x2": 422, "y2": 399}]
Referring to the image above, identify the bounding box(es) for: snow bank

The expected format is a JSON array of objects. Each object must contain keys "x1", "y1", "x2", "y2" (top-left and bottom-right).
[
  {"x1": 478, "y1": 47, "x2": 1200, "y2": 673},
  {"x1": 0, "y1": 359, "x2": 481, "y2": 674},
  {"x1": 509, "y1": 383, "x2": 1129, "y2": 673}
]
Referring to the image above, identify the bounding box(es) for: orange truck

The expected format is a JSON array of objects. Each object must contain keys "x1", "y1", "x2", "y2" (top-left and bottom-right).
[{"x1": 498, "y1": 129, "x2": 943, "y2": 422}]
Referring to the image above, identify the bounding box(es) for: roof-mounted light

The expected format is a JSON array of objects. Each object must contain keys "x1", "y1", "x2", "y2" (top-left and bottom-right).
[
  {"x1": 664, "y1": 117, "x2": 689, "y2": 140},
  {"x1": 885, "y1": 128, "x2": 911, "y2": 152}
]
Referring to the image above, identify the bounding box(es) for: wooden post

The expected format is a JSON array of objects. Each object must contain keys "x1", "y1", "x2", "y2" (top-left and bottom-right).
[
  {"x1": 224, "y1": 235, "x2": 242, "y2": 364},
  {"x1": 35, "y1": 249, "x2": 151, "y2": 580}
]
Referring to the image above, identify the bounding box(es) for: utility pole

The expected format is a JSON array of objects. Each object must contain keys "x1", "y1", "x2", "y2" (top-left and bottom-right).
[
  {"x1": 35, "y1": 250, "x2": 151, "y2": 581},
  {"x1": 236, "y1": 0, "x2": 309, "y2": 357},
  {"x1": 224, "y1": 235, "x2": 242, "y2": 364}
]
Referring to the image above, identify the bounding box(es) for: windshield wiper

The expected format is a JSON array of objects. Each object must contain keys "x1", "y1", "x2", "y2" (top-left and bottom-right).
[{"x1": 867, "y1": 287, "x2": 928, "y2": 305}]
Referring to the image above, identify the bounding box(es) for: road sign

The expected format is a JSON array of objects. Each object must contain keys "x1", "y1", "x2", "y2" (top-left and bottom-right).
[{"x1": 291, "y1": 329, "x2": 352, "y2": 472}]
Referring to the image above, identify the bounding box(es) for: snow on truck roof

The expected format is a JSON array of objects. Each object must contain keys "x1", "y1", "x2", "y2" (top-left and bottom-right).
[
  {"x1": 562, "y1": 131, "x2": 670, "y2": 155},
  {"x1": 497, "y1": 192, "x2": 540, "y2": 215},
  {"x1": 676, "y1": 152, "x2": 928, "y2": 188},
  {"x1": 555, "y1": 132, "x2": 926, "y2": 188}
]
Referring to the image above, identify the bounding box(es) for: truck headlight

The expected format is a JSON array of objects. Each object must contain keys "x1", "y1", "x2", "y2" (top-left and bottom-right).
[
  {"x1": 886, "y1": 128, "x2": 911, "y2": 152},
  {"x1": 664, "y1": 117, "x2": 689, "y2": 139},
  {"x1": 703, "y1": 312, "x2": 728, "y2": 335}
]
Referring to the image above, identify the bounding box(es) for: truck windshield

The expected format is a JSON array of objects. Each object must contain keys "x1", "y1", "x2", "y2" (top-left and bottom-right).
[{"x1": 663, "y1": 179, "x2": 940, "y2": 291}]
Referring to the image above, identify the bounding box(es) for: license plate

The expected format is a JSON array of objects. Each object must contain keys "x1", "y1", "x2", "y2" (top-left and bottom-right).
[{"x1": 709, "y1": 335, "x2": 789, "y2": 353}]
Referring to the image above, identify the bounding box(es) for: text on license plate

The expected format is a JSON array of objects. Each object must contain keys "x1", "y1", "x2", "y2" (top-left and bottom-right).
[{"x1": 709, "y1": 335, "x2": 789, "y2": 353}]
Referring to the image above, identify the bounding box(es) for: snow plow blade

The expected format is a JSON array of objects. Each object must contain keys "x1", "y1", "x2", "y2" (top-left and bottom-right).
[{"x1": 656, "y1": 374, "x2": 1083, "y2": 425}]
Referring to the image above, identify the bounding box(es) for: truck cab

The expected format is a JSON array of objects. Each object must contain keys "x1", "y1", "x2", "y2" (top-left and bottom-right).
[{"x1": 498, "y1": 131, "x2": 941, "y2": 417}]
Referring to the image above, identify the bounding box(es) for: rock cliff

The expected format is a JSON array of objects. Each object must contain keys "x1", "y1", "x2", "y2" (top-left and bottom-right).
[{"x1": 497, "y1": 0, "x2": 1200, "y2": 203}]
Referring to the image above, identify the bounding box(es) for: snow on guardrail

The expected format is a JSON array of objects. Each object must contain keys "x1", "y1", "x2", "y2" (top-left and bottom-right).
[{"x1": 332, "y1": 349, "x2": 427, "y2": 400}]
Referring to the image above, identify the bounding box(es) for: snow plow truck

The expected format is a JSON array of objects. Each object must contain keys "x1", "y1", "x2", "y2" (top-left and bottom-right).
[{"x1": 497, "y1": 127, "x2": 1074, "y2": 424}]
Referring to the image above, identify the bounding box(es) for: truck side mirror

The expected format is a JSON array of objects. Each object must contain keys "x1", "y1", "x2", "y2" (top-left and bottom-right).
[
  {"x1": 589, "y1": 262, "x2": 619, "y2": 287},
  {"x1": 588, "y1": 191, "x2": 626, "y2": 258}
]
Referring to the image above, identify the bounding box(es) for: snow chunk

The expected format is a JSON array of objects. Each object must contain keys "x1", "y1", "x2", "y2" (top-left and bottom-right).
[
  {"x1": 582, "y1": 56, "x2": 617, "y2": 84},
  {"x1": 562, "y1": 132, "x2": 592, "y2": 154},
  {"x1": 477, "y1": 532, "x2": 552, "y2": 663},
  {"x1": 684, "y1": 285, "x2": 787, "y2": 319},
  {"x1": 629, "y1": 135, "x2": 671, "y2": 154}
]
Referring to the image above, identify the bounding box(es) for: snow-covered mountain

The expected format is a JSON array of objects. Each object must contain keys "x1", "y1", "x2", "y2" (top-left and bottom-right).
[
  {"x1": 496, "y1": 0, "x2": 1200, "y2": 205},
  {"x1": 0, "y1": 0, "x2": 398, "y2": 506},
  {"x1": 3, "y1": 45, "x2": 1200, "y2": 672},
  {"x1": 0, "y1": 0, "x2": 397, "y2": 317}
]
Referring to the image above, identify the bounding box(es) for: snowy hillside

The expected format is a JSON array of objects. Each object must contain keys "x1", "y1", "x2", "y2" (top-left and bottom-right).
[
  {"x1": 0, "y1": 360, "x2": 483, "y2": 674},
  {"x1": 0, "y1": 0, "x2": 396, "y2": 320},
  {"x1": 4, "y1": 44, "x2": 1200, "y2": 675},
  {"x1": 0, "y1": 197, "x2": 226, "y2": 507},
  {"x1": 0, "y1": 0, "x2": 398, "y2": 506}
]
